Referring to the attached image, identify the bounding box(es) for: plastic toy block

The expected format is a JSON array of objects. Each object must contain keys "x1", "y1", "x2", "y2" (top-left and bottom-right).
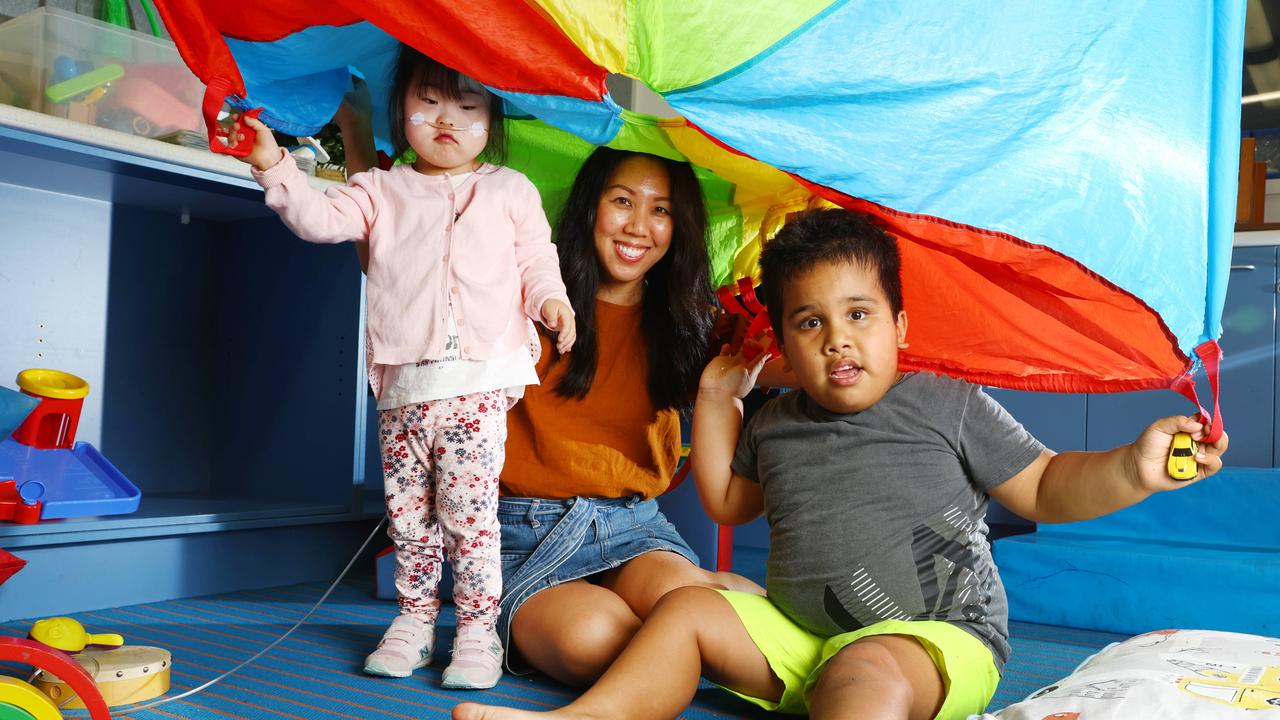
[{"x1": 45, "y1": 64, "x2": 123, "y2": 104}]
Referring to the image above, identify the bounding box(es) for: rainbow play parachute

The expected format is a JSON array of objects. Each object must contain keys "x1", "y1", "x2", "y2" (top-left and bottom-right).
[{"x1": 152, "y1": 0, "x2": 1244, "y2": 427}]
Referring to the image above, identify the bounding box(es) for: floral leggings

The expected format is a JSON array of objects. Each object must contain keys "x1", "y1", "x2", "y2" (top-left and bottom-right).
[{"x1": 379, "y1": 389, "x2": 506, "y2": 629}]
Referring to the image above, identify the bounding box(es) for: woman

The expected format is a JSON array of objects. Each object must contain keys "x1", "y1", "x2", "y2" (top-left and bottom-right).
[{"x1": 495, "y1": 147, "x2": 762, "y2": 686}]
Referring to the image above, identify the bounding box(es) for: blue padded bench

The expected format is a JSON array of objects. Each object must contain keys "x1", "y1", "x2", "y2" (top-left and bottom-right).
[{"x1": 993, "y1": 467, "x2": 1279, "y2": 636}]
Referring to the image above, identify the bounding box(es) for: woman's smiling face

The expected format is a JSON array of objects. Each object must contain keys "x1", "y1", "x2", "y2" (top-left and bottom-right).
[{"x1": 593, "y1": 154, "x2": 674, "y2": 303}]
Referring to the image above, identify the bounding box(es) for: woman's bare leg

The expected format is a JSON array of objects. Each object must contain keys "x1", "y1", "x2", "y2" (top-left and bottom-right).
[
  {"x1": 597, "y1": 550, "x2": 764, "y2": 619},
  {"x1": 453, "y1": 587, "x2": 781, "y2": 720},
  {"x1": 510, "y1": 551, "x2": 763, "y2": 686},
  {"x1": 509, "y1": 580, "x2": 641, "y2": 687}
]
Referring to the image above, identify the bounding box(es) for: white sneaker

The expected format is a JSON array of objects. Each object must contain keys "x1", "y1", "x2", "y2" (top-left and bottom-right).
[
  {"x1": 440, "y1": 625, "x2": 504, "y2": 689},
  {"x1": 364, "y1": 614, "x2": 434, "y2": 677}
]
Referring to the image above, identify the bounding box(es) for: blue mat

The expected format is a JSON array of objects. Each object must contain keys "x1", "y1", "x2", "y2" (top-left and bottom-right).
[{"x1": 0, "y1": 576, "x2": 1125, "y2": 718}]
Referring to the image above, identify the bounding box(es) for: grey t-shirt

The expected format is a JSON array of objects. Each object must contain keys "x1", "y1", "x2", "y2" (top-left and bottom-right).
[{"x1": 731, "y1": 372, "x2": 1045, "y2": 670}]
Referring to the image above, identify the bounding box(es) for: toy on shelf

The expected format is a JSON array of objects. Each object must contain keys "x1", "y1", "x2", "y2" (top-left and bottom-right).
[
  {"x1": 0, "y1": 386, "x2": 40, "y2": 441},
  {"x1": 12, "y1": 370, "x2": 88, "y2": 451},
  {"x1": 0, "y1": 437, "x2": 140, "y2": 522},
  {"x1": 98, "y1": 66, "x2": 203, "y2": 137},
  {"x1": 0, "y1": 370, "x2": 141, "y2": 523},
  {"x1": 1, "y1": 384, "x2": 46, "y2": 524},
  {"x1": 0, "y1": 7, "x2": 207, "y2": 138},
  {"x1": 287, "y1": 135, "x2": 329, "y2": 176},
  {"x1": 0, "y1": 477, "x2": 43, "y2": 524},
  {"x1": 44, "y1": 63, "x2": 123, "y2": 104},
  {"x1": 43, "y1": 62, "x2": 123, "y2": 127}
]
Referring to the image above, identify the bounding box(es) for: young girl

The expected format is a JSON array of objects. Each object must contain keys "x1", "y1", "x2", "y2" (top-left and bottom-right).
[{"x1": 230, "y1": 46, "x2": 575, "y2": 690}]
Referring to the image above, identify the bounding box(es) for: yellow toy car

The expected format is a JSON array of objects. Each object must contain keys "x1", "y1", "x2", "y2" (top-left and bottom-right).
[{"x1": 1167, "y1": 432, "x2": 1199, "y2": 481}]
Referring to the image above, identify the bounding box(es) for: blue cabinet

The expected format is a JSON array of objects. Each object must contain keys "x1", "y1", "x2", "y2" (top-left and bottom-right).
[{"x1": 0, "y1": 107, "x2": 379, "y2": 620}]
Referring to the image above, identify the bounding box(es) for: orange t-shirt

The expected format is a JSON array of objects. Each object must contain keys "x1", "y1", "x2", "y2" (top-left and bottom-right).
[{"x1": 501, "y1": 299, "x2": 681, "y2": 500}]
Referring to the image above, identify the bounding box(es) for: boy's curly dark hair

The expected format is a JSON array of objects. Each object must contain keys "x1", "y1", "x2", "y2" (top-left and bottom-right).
[{"x1": 758, "y1": 209, "x2": 903, "y2": 338}]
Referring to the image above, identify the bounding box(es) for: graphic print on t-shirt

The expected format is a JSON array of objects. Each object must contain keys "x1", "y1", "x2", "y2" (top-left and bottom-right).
[{"x1": 823, "y1": 505, "x2": 988, "y2": 632}]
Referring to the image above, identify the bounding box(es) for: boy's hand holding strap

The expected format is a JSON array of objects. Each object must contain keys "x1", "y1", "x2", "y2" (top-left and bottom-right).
[{"x1": 717, "y1": 278, "x2": 782, "y2": 364}]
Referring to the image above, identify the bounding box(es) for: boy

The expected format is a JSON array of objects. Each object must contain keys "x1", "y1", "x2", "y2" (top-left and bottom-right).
[{"x1": 454, "y1": 209, "x2": 1227, "y2": 720}]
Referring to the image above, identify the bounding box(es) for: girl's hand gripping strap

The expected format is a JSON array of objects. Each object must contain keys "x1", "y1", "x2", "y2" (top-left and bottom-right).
[{"x1": 202, "y1": 77, "x2": 262, "y2": 158}]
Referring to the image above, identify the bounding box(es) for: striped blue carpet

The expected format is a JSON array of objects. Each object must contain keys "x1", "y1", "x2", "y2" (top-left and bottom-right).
[{"x1": 1, "y1": 577, "x2": 1126, "y2": 718}]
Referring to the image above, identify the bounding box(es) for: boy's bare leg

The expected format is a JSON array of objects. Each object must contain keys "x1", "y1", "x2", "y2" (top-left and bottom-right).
[
  {"x1": 452, "y1": 586, "x2": 782, "y2": 720},
  {"x1": 598, "y1": 550, "x2": 765, "y2": 620},
  {"x1": 808, "y1": 635, "x2": 944, "y2": 720}
]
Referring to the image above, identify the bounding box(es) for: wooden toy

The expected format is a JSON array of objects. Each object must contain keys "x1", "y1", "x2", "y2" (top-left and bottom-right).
[
  {"x1": 33, "y1": 645, "x2": 172, "y2": 709},
  {"x1": 0, "y1": 676, "x2": 61, "y2": 720}
]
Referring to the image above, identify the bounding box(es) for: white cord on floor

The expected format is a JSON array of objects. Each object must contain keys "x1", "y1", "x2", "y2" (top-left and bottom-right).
[{"x1": 108, "y1": 515, "x2": 388, "y2": 717}]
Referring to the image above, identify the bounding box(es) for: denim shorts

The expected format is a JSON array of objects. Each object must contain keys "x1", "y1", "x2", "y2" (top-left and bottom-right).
[{"x1": 496, "y1": 494, "x2": 699, "y2": 672}]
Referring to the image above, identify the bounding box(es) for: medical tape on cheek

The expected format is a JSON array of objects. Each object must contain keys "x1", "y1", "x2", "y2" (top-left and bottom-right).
[{"x1": 408, "y1": 112, "x2": 487, "y2": 136}]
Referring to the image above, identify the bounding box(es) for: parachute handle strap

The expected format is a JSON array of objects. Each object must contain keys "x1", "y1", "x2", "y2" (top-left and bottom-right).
[
  {"x1": 1169, "y1": 340, "x2": 1224, "y2": 444},
  {"x1": 717, "y1": 277, "x2": 782, "y2": 363},
  {"x1": 202, "y1": 77, "x2": 261, "y2": 158}
]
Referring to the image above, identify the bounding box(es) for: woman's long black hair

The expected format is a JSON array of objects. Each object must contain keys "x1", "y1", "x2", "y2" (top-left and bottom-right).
[{"x1": 552, "y1": 147, "x2": 714, "y2": 412}]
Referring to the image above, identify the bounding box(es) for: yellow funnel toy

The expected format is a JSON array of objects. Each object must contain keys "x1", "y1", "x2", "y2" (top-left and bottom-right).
[{"x1": 29, "y1": 617, "x2": 123, "y2": 653}]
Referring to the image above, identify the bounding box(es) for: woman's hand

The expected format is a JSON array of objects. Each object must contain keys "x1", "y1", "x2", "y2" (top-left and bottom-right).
[
  {"x1": 541, "y1": 299, "x2": 576, "y2": 354},
  {"x1": 699, "y1": 345, "x2": 768, "y2": 401},
  {"x1": 334, "y1": 76, "x2": 373, "y2": 131},
  {"x1": 228, "y1": 115, "x2": 283, "y2": 172}
]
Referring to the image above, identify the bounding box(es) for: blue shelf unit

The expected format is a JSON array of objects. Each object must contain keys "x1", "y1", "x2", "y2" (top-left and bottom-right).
[{"x1": 0, "y1": 107, "x2": 383, "y2": 620}]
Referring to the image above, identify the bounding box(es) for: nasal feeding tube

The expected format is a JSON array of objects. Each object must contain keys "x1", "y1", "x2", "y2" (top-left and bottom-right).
[{"x1": 409, "y1": 112, "x2": 487, "y2": 137}]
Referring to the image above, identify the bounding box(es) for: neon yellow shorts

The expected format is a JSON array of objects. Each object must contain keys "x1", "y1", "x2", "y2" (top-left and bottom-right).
[{"x1": 717, "y1": 591, "x2": 1000, "y2": 718}]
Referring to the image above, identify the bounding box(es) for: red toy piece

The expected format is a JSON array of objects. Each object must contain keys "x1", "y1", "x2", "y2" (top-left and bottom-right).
[
  {"x1": 0, "y1": 548, "x2": 25, "y2": 586},
  {"x1": 0, "y1": 479, "x2": 41, "y2": 524},
  {"x1": 11, "y1": 393, "x2": 83, "y2": 449},
  {"x1": 0, "y1": 637, "x2": 111, "y2": 720},
  {"x1": 12, "y1": 369, "x2": 89, "y2": 450}
]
